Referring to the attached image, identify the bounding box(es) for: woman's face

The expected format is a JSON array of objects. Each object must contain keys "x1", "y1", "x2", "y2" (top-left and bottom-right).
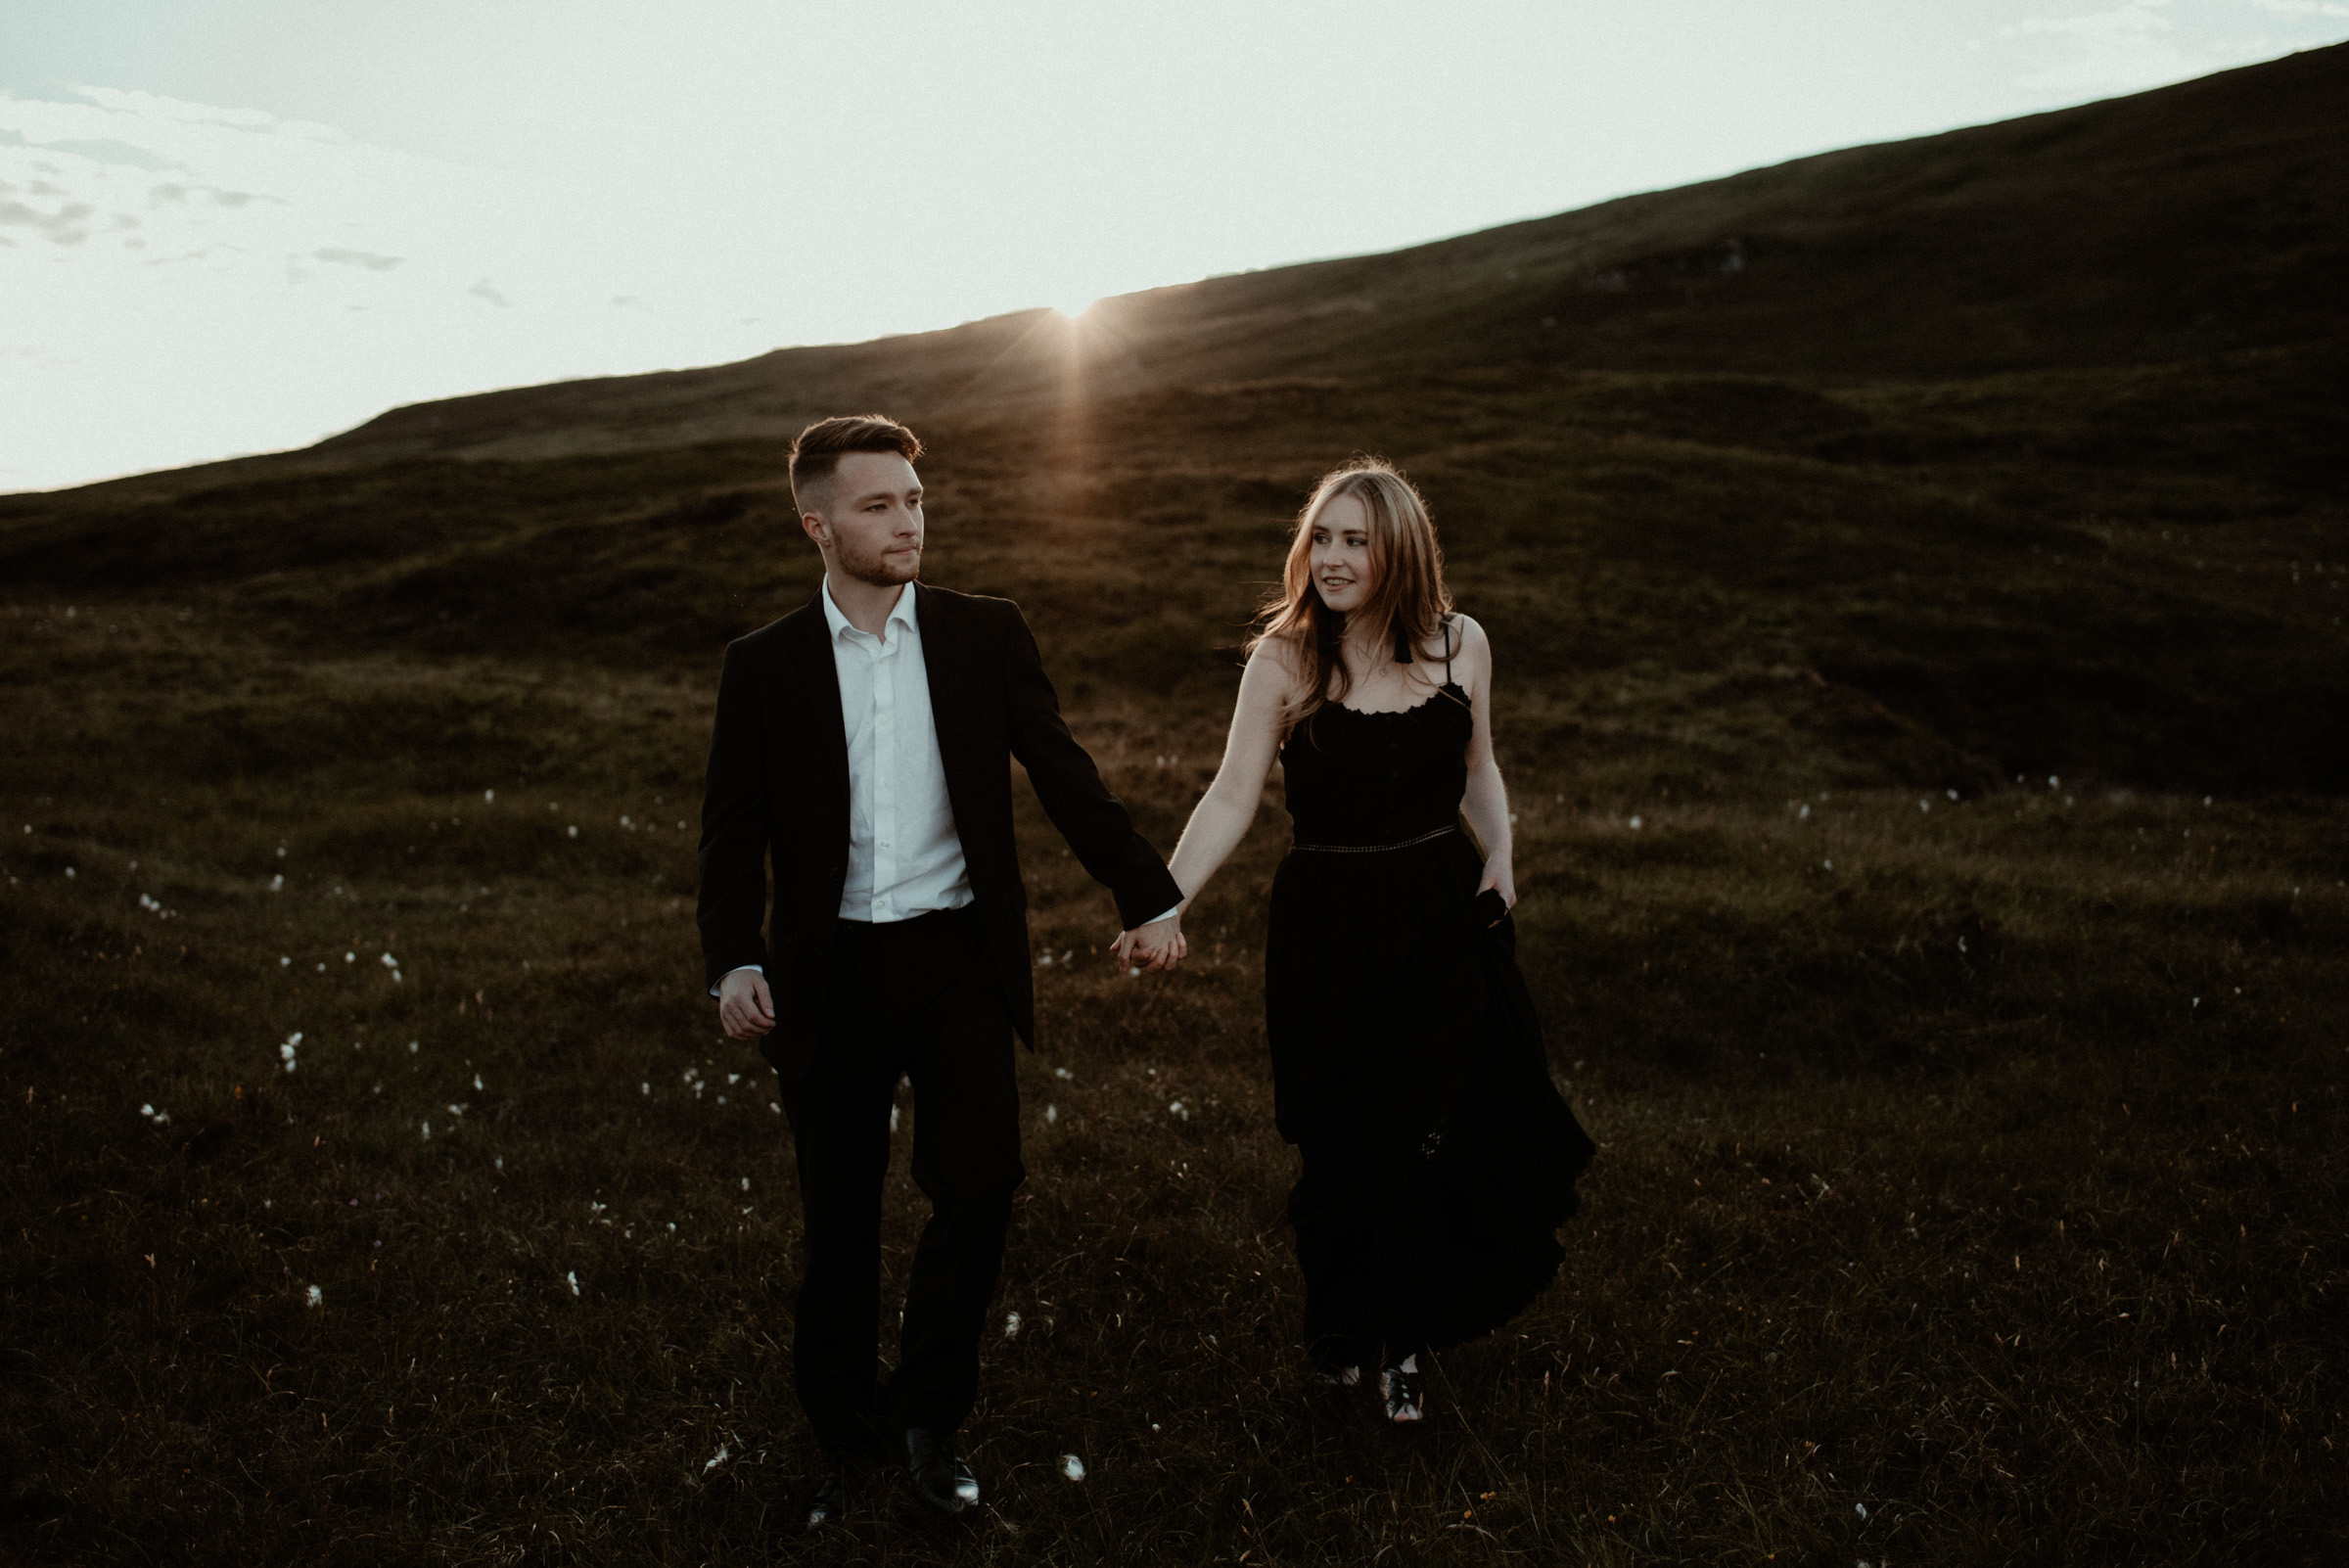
[{"x1": 1308, "y1": 493, "x2": 1374, "y2": 614}]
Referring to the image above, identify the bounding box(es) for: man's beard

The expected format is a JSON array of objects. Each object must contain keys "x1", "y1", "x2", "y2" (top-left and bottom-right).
[{"x1": 837, "y1": 536, "x2": 919, "y2": 587}]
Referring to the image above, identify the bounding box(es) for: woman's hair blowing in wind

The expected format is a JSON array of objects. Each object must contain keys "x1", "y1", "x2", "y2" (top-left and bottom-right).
[{"x1": 1250, "y1": 458, "x2": 1454, "y2": 724}]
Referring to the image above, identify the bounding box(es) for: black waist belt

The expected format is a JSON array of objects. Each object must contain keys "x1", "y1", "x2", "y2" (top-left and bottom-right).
[{"x1": 1291, "y1": 824, "x2": 1457, "y2": 854}]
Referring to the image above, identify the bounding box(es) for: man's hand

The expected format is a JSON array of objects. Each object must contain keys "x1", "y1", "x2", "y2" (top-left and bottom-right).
[
  {"x1": 718, "y1": 968, "x2": 776, "y2": 1039},
  {"x1": 1112, "y1": 912, "x2": 1187, "y2": 973}
]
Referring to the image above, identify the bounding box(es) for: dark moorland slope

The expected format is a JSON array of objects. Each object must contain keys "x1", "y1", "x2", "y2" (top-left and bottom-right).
[
  {"x1": 5, "y1": 47, "x2": 2345, "y2": 791},
  {"x1": 2, "y1": 46, "x2": 2346, "y2": 1566}
]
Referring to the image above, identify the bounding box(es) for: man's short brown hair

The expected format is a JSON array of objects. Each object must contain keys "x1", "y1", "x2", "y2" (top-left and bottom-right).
[{"x1": 789, "y1": 414, "x2": 923, "y2": 516}]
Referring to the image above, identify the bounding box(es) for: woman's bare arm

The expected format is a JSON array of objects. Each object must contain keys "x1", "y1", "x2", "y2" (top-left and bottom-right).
[
  {"x1": 1165, "y1": 641, "x2": 1296, "y2": 905},
  {"x1": 1451, "y1": 616, "x2": 1516, "y2": 909}
]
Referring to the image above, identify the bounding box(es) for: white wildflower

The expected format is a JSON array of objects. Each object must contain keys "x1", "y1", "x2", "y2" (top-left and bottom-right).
[
  {"x1": 567, "y1": 825, "x2": 578, "y2": 838},
  {"x1": 270, "y1": 875, "x2": 284, "y2": 892},
  {"x1": 1055, "y1": 1067, "x2": 1074, "y2": 1081},
  {"x1": 1061, "y1": 1454, "x2": 1086, "y2": 1482},
  {"x1": 1169, "y1": 1100, "x2": 1188, "y2": 1120},
  {"x1": 1044, "y1": 1104, "x2": 1058, "y2": 1125},
  {"x1": 473, "y1": 1074, "x2": 484, "y2": 1091},
  {"x1": 484, "y1": 789, "x2": 495, "y2": 803},
  {"x1": 1005, "y1": 1312, "x2": 1022, "y2": 1338},
  {"x1": 567, "y1": 1270, "x2": 580, "y2": 1297},
  {"x1": 305, "y1": 1285, "x2": 322, "y2": 1309},
  {"x1": 1628, "y1": 815, "x2": 1642, "y2": 830},
  {"x1": 703, "y1": 1445, "x2": 729, "y2": 1473}
]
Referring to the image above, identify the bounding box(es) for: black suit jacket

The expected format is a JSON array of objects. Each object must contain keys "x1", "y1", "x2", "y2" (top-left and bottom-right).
[{"x1": 697, "y1": 582, "x2": 1182, "y2": 1083}]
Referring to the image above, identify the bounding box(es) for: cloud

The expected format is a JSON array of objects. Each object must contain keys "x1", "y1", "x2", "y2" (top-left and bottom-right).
[
  {"x1": 2000, "y1": 1, "x2": 2195, "y2": 90},
  {"x1": 2246, "y1": 0, "x2": 2349, "y2": 15},
  {"x1": 0, "y1": 197, "x2": 95, "y2": 244},
  {"x1": 469, "y1": 277, "x2": 511, "y2": 306},
  {"x1": 2007, "y1": 1, "x2": 2175, "y2": 38},
  {"x1": 37, "y1": 139, "x2": 183, "y2": 173},
  {"x1": 150, "y1": 182, "x2": 280, "y2": 208},
  {"x1": 314, "y1": 248, "x2": 404, "y2": 271}
]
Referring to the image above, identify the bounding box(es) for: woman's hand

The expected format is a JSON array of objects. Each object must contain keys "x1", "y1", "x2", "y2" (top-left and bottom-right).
[
  {"x1": 1476, "y1": 859, "x2": 1516, "y2": 923},
  {"x1": 1112, "y1": 912, "x2": 1187, "y2": 972}
]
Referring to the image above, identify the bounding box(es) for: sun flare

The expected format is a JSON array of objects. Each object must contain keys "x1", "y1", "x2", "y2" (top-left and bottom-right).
[{"x1": 1053, "y1": 299, "x2": 1098, "y2": 321}]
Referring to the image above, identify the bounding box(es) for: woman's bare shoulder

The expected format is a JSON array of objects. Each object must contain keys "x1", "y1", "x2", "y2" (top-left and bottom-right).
[
  {"x1": 1433, "y1": 612, "x2": 1492, "y2": 661},
  {"x1": 1244, "y1": 635, "x2": 1306, "y2": 679}
]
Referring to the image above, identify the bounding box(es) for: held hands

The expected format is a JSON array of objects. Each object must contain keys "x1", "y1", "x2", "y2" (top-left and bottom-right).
[
  {"x1": 717, "y1": 968, "x2": 776, "y2": 1040},
  {"x1": 1111, "y1": 911, "x2": 1187, "y2": 973}
]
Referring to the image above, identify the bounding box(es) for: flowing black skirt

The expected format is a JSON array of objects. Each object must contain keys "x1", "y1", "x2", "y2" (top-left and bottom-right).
[{"x1": 1266, "y1": 829, "x2": 1594, "y2": 1361}]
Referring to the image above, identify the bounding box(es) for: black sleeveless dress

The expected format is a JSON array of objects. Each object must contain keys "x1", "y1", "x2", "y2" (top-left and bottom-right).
[{"x1": 1266, "y1": 646, "x2": 1594, "y2": 1366}]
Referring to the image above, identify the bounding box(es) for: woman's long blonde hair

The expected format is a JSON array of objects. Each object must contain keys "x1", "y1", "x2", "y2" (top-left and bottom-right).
[{"x1": 1249, "y1": 457, "x2": 1454, "y2": 724}]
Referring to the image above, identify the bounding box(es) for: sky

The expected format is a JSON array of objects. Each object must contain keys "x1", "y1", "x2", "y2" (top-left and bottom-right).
[{"x1": 4, "y1": 1, "x2": 2345, "y2": 492}]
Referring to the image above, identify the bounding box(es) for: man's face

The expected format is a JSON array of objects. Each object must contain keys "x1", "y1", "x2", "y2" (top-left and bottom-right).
[{"x1": 804, "y1": 451, "x2": 923, "y2": 587}]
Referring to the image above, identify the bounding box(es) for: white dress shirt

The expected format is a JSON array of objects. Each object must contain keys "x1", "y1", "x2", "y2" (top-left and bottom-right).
[{"x1": 819, "y1": 577, "x2": 974, "y2": 923}]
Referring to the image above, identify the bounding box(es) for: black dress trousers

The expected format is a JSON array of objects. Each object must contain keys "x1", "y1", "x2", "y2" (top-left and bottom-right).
[{"x1": 778, "y1": 904, "x2": 1024, "y2": 1446}]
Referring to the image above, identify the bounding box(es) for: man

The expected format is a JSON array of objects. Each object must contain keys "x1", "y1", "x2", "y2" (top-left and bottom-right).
[{"x1": 697, "y1": 414, "x2": 1184, "y2": 1526}]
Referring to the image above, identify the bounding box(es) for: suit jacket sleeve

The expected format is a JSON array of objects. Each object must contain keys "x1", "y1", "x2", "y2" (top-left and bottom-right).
[
  {"x1": 1000, "y1": 603, "x2": 1183, "y2": 930},
  {"x1": 697, "y1": 639, "x2": 772, "y2": 991}
]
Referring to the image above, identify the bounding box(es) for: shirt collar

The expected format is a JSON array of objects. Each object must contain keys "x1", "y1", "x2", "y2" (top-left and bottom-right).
[{"x1": 820, "y1": 576, "x2": 917, "y2": 645}]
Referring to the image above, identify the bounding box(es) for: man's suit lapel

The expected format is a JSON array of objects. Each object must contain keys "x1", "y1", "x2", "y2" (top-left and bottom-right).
[
  {"x1": 795, "y1": 586, "x2": 852, "y2": 811},
  {"x1": 915, "y1": 584, "x2": 981, "y2": 811}
]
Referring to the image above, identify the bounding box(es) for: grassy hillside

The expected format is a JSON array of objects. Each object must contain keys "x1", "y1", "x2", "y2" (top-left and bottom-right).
[
  {"x1": 3, "y1": 44, "x2": 2347, "y2": 1567},
  {"x1": 215, "y1": 41, "x2": 2349, "y2": 467}
]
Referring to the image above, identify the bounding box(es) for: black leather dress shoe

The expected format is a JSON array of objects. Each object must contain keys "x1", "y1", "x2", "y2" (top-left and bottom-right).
[
  {"x1": 802, "y1": 1464, "x2": 848, "y2": 1528},
  {"x1": 904, "y1": 1427, "x2": 980, "y2": 1516}
]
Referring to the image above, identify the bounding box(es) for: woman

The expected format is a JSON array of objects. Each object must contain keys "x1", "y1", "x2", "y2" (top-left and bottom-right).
[{"x1": 1135, "y1": 457, "x2": 1594, "y2": 1423}]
